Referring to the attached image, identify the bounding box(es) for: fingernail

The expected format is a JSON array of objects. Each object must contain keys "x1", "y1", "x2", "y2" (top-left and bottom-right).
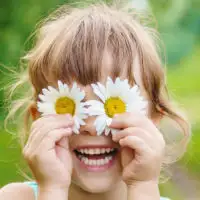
[
  {"x1": 114, "y1": 114, "x2": 119, "y2": 118},
  {"x1": 106, "y1": 118, "x2": 112, "y2": 127},
  {"x1": 66, "y1": 114, "x2": 73, "y2": 120}
]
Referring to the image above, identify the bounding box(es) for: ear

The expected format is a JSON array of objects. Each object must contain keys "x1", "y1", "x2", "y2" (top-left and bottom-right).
[{"x1": 29, "y1": 103, "x2": 40, "y2": 121}]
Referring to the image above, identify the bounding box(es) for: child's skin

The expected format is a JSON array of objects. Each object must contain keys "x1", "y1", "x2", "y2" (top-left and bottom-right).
[{"x1": 0, "y1": 52, "x2": 165, "y2": 200}]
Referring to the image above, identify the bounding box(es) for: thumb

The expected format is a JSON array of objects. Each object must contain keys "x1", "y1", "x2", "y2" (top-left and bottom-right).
[{"x1": 56, "y1": 137, "x2": 72, "y2": 169}]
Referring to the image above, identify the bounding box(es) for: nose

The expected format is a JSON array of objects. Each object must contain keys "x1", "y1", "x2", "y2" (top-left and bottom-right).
[{"x1": 79, "y1": 116, "x2": 98, "y2": 136}]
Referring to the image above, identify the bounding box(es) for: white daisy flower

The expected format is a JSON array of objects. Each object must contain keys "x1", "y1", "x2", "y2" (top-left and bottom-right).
[
  {"x1": 37, "y1": 80, "x2": 88, "y2": 134},
  {"x1": 86, "y1": 77, "x2": 148, "y2": 136}
]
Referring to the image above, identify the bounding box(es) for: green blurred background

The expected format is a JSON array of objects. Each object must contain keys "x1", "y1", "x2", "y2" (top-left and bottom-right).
[{"x1": 0, "y1": 0, "x2": 200, "y2": 199}]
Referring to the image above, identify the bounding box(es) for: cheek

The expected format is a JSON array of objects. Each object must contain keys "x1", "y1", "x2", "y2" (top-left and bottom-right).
[{"x1": 68, "y1": 134, "x2": 80, "y2": 148}]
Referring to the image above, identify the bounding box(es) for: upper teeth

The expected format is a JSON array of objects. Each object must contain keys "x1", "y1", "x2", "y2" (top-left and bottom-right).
[{"x1": 77, "y1": 148, "x2": 115, "y2": 155}]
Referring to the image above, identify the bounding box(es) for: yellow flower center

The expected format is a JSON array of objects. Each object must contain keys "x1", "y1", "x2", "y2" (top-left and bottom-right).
[
  {"x1": 55, "y1": 97, "x2": 76, "y2": 115},
  {"x1": 104, "y1": 97, "x2": 126, "y2": 118}
]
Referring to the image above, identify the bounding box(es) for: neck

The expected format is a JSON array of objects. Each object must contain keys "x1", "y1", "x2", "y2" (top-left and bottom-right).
[{"x1": 69, "y1": 181, "x2": 127, "y2": 200}]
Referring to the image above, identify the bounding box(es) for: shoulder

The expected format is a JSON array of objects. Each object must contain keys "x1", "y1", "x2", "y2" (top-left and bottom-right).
[{"x1": 0, "y1": 182, "x2": 35, "y2": 200}]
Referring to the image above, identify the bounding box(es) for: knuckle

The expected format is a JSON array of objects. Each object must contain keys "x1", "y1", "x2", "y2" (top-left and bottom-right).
[
  {"x1": 58, "y1": 114, "x2": 73, "y2": 121},
  {"x1": 31, "y1": 119, "x2": 41, "y2": 131},
  {"x1": 126, "y1": 112, "x2": 134, "y2": 119},
  {"x1": 31, "y1": 115, "x2": 54, "y2": 130},
  {"x1": 126, "y1": 127, "x2": 135, "y2": 135},
  {"x1": 46, "y1": 131, "x2": 56, "y2": 140},
  {"x1": 23, "y1": 149, "x2": 33, "y2": 161}
]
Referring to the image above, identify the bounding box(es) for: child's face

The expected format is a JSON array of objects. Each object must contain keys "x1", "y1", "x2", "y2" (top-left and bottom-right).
[
  {"x1": 69, "y1": 84, "x2": 122, "y2": 193},
  {"x1": 67, "y1": 52, "x2": 145, "y2": 192}
]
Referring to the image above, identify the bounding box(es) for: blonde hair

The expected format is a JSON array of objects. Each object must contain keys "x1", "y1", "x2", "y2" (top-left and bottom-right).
[{"x1": 4, "y1": 1, "x2": 190, "y2": 175}]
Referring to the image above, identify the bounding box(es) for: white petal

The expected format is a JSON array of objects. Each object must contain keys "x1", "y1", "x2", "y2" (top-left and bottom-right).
[
  {"x1": 77, "y1": 91, "x2": 85, "y2": 101},
  {"x1": 48, "y1": 86, "x2": 59, "y2": 96},
  {"x1": 106, "y1": 118, "x2": 112, "y2": 126},
  {"x1": 91, "y1": 83, "x2": 106, "y2": 102},
  {"x1": 73, "y1": 126, "x2": 79, "y2": 134},
  {"x1": 130, "y1": 85, "x2": 139, "y2": 94},
  {"x1": 97, "y1": 82, "x2": 106, "y2": 96},
  {"x1": 42, "y1": 88, "x2": 50, "y2": 96},
  {"x1": 58, "y1": 80, "x2": 66, "y2": 94},
  {"x1": 77, "y1": 104, "x2": 89, "y2": 115},
  {"x1": 84, "y1": 100, "x2": 104, "y2": 108},
  {"x1": 97, "y1": 121, "x2": 107, "y2": 136},
  {"x1": 106, "y1": 77, "x2": 115, "y2": 97},
  {"x1": 70, "y1": 86, "x2": 80, "y2": 100},
  {"x1": 94, "y1": 115, "x2": 107, "y2": 135},
  {"x1": 76, "y1": 112, "x2": 88, "y2": 120},
  {"x1": 85, "y1": 100, "x2": 105, "y2": 116},
  {"x1": 73, "y1": 117, "x2": 81, "y2": 134},
  {"x1": 111, "y1": 128, "x2": 119, "y2": 135},
  {"x1": 105, "y1": 127, "x2": 111, "y2": 136},
  {"x1": 77, "y1": 108, "x2": 89, "y2": 117},
  {"x1": 120, "y1": 92, "x2": 132, "y2": 104},
  {"x1": 38, "y1": 94, "x2": 47, "y2": 102},
  {"x1": 87, "y1": 108, "x2": 105, "y2": 116},
  {"x1": 37, "y1": 102, "x2": 55, "y2": 114},
  {"x1": 40, "y1": 88, "x2": 59, "y2": 103},
  {"x1": 75, "y1": 116, "x2": 85, "y2": 126},
  {"x1": 127, "y1": 100, "x2": 148, "y2": 114}
]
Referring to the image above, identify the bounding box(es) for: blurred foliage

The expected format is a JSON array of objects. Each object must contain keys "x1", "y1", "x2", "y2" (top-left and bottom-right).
[
  {"x1": 0, "y1": 0, "x2": 200, "y2": 199},
  {"x1": 150, "y1": 0, "x2": 200, "y2": 64}
]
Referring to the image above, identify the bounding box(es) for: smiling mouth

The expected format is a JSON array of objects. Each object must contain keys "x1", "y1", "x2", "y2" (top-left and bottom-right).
[{"x1": 74, "y1": 147, "x2": 118, "y2": 167}]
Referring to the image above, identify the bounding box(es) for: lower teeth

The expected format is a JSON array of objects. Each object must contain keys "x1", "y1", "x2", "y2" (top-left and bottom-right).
[{"x1": 78, "y1": 155, "x2": 113, "y2": 166}]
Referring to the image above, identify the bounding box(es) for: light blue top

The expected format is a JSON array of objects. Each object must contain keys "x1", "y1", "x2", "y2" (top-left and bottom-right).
[{"x1": 26, "y1": 181, "x2": 170, "y2": 200}]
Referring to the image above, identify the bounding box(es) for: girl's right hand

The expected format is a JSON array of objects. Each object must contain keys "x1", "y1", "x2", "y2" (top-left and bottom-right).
[{"x1": 23, "y1": 114, "x2": 74, "y2": 190}]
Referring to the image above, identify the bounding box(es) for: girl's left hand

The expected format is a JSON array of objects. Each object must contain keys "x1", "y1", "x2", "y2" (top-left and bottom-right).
[{"x1": 110, "y1": 112, "x2": 165, "y2": 186}]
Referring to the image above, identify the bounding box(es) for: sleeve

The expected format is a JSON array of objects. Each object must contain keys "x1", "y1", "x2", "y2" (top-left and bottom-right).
[
  {"x1": 24, "y1": 181, "x2": 38, "y2": 200},
  {"x1": 160, "y1": 197, "x2": 171, "y2": 200}
]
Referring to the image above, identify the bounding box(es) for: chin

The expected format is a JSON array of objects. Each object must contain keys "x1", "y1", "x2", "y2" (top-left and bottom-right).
[
  {"x1": 72, "y1": 174, "x2": 121, "y2": 193},
  {"x1": 71, "y1": 145, "x2": 122, "y2": 193},
  {"x1": 72, "y1": 168, "x2": 122, "y2": 193}
]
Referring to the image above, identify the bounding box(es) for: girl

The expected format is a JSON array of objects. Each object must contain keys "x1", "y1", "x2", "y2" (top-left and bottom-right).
[{"x1": 0, "y1": 2, "x2": 190, "y2": 200}]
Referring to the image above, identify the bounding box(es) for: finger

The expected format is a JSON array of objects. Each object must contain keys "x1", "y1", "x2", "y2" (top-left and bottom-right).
[
  {"x1": 25, "y1": 128, "x2": 72, "y2": 157},
  {"x1": 112, "y1": 127, "x2": 150, "y2": 142},
  {"x1": 109, "y1": 112, "x2": 150, "y2": 129},
  {"x1": 112, "y1": 127, "x2": 156, "y2": 149},
  {"x1": 56, "y1": 136, "x2": 69, "y2": 150},
  {"x1": 36, "y1": 128, "x2": 72, "y2": 154},
  {"x1": 119, "y1": 136, "x2": 150, "y2": 156},
  {"x1": 26, "y1": 115, "x2": 73, "y2": 150},
  {"x1": 27, "y1": 124, "x2": 72, "y2": 154},
  {"x1": 30, "y1": 114, "x2": 73, "y2": 133},
  {"x1": 56, "y1": 137, "x2": 72, "y2": 169},
  {"x1": 109, "y1": 112, "x2": 164, "y2": 141}
]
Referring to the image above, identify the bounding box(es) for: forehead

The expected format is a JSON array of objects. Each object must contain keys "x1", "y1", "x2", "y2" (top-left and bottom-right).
[
  {"x1": 100, "y1": 50, "x2": 128, "y2": 84},
  {"x1": 78, "y1": 52, "x2": 144, "y2": 100}
]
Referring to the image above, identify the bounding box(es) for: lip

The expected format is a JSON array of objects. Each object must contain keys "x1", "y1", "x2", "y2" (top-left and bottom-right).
[{"x1": 72, "y1": 145, "x2": 119, "y2": 172}]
